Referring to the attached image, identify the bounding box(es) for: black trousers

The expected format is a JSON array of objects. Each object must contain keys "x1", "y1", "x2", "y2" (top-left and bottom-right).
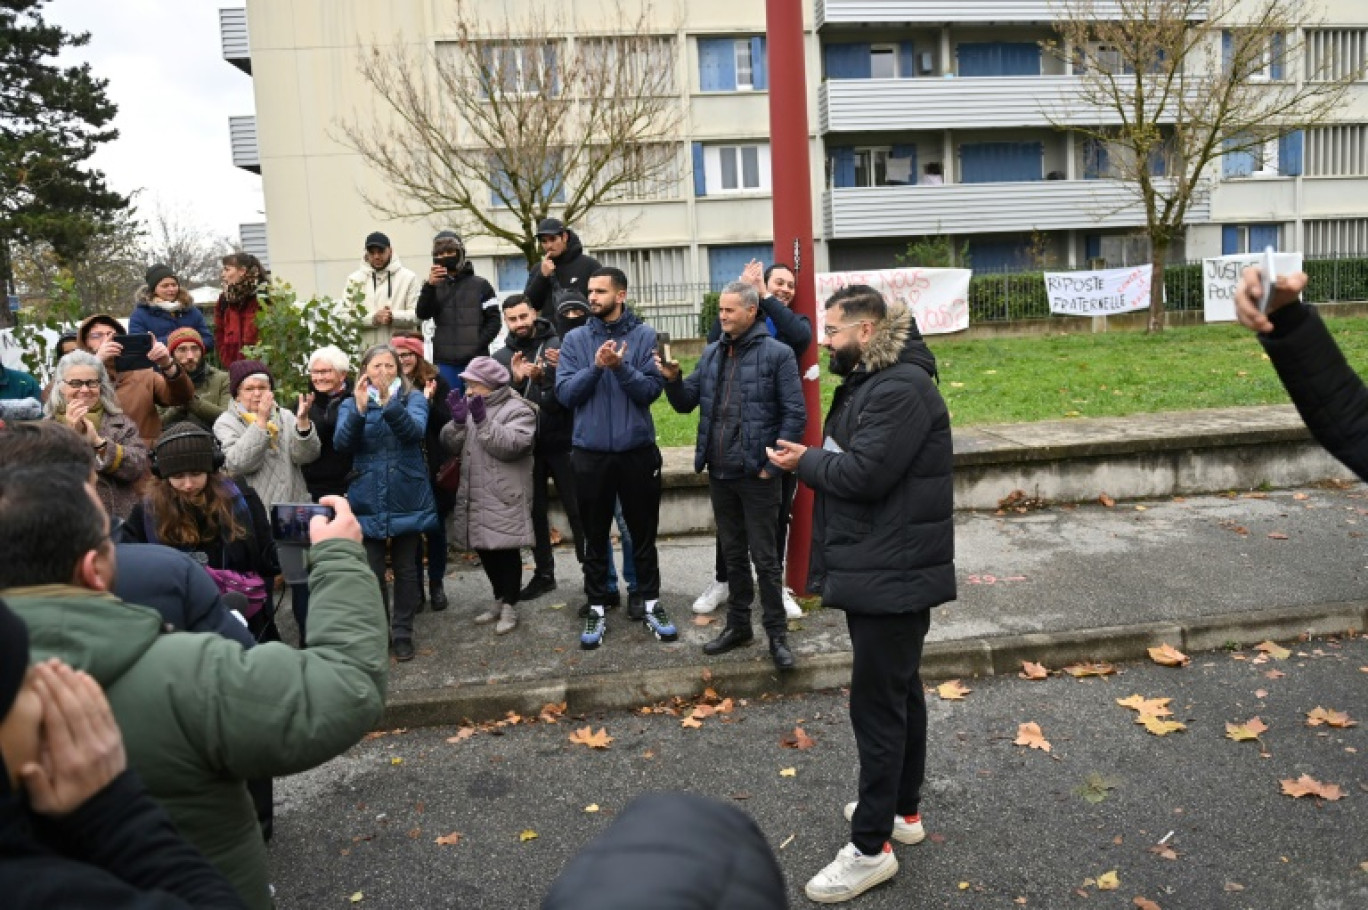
[
  {"x1": 572, "y1": 445, "x2": 662, "y2": 602},
  {"x1": 476, "y1": 548, "x2": 523, "y2": 604},
  {"x1": 716, "y1": 471, "x2": 798, "y2": 584},
  {"x1": 710, "y1": 475, "x2": 786, "y2": 638},
  {"x1": 532, "y1": 448, "x2": 585, "y2": 578},
  {"x1": 364, "y1": 533, "x2": 422, "y2": 641},
  {"x1": 846, "y1": 609, "x2": 932, "y2": 855}
]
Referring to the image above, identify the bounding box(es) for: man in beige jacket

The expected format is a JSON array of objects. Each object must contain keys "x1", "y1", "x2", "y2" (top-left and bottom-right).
[{"x1": 345, "y1": 231, "x2": 422, "y2": 349}]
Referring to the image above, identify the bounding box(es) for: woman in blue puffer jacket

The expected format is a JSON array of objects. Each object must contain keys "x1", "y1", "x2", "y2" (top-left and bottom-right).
[{"x1": 334, "y1": 343, "x2": 438, "y2": 662}]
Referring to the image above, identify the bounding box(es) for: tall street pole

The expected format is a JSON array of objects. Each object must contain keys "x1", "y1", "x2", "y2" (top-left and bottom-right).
[{"x1": 766, "y1": 0, "x2": 823, "y2": 594}]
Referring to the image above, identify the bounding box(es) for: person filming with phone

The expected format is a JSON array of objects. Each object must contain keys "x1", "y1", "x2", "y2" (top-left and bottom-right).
[
  {"x1": 76, "y1": 314, "x2": 193, "y2": 445},
  {"x1": 415, "y1": 231, "x2": 500, "y2": 396}
]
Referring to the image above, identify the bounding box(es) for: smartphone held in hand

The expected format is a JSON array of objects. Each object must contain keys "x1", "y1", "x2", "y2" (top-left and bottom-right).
[
  {"x1": 271, "y1": 503, "x2": 335, "y2": 544},
  {"x1": 1259, "y1": 246, "x2": 1277, "y2": 314},
  {"x1": 655, "y1": 331, "x2": 673, "y2": 365}
]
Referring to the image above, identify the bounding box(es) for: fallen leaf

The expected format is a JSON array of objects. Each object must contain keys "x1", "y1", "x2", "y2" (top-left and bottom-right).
[
  {"x1": 1063, "y1": 661, "x2": 1116, "y2": 678},
  {"x1": 1076, "y1": 772, "x2": 1117, "y2": 803},
  {"x1": 434, "y1": 831, "x2": 463, "y2": 846},
  {"x1": 547, "y1": 602, "x2": 565, "y2": 611},
  {"x1": 642, "y1": 750, "x2": 655, "y2": 759},
  {"x1": 779, "y1": 767, "x2": 797, "y2": 777},
  {"x1": 1134, "y1": 505, "x2": 1147, "y2": 512},
  {"x1": 1015, "y1": 722, "x2": 1051, "y2": 752},
  {"x1": 1225, "y1": 717, "x2": 1269, "y2": 742},
  {"x1": 350, "y1": 893, "x2": 364, "y2": 903},
  {"x1": 1265, "y1": 669, "x2": 1286, "y2": 679},
  {"x1": 1147, "y1": 644, "x2": 1190, "y2": 667},
  {"x1": 1307, "y1": 707, "x2": 1357, "y2": 728},
  {"x1": 1137, "y1": 715, "x2": 1186, "y2": 736},
  {"x1": 701, "y1": 668, "x2": 713, "y2": 683},
  {"x1": 390, "y1": 757, "x2": 403, "y2": 765},
  {"x1": 1019, "y1": 661, "x2": 1049, "y2": 680},
  {"x1": 936, "y1": 679, "x2": 972, "y2": 700},
  {"x1": 1148, "y1": 844, "x2": 1179, "y2": 861},
  {"x1": 1097, "y1": 870, "x2": 1120, "y2": 890},
  {"x1": 567, "y1": 726, "x2": 614, "y2": 749},
  {"x1": 1224, "y1": 882, "x2": 1245, "y2": 892},
  {"x1": 519, "y1": 829, "x2": 539, "y2": 842},
  {"x1": 1255, "y1": 640, "x2": 1292, "y2": 660},
  {"x1": 1255, "y1": 689, "x2": 1268, "y2": 699},
  {"x1": 780, "y1": 727, "x2": 817, "y2": 750},
  {"x1": 406, "y1": 827, "x2": 421, "y2": 840},
  {"x1": 681, "y1": 715, "x2": 703, "y2": 729},
  {"x1": 1268, "y1": 532, "x2": 1289, "y2": 540},
  {"x1": 539, "y1": 702, "x2": 567, "y2": 724},
  {"x1": 1280, "y1": 774, "x2": 1344, "y2": 800},
  {"x1": 584, "y1": 804, "x2": 599, "y2": 813},
  {"x1": 1117, "y1": 695, "x2": 1174, "y2": 717},
  {"x1": 1293, "y1": 492, "x2": 1309, "y2": 500},
  {"x1": 692, "y1": 614, "x2": 716, "y2": 626},
  {"x1": 1134, "y1": 898, "x2": 1161, "y2": 910},
  {"x1": 446, "y1": 728, "x2": 475, "y2": 744},
  {"x1": 1099, "y1": 493, "x2": 1116, "y2": 508},
  {"x1": 959, "y1": 882, "x2": 971, "y2": 890}
]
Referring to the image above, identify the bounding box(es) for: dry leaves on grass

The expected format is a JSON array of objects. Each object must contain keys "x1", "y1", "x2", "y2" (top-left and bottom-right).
[
  {"x1": 1255, "y1": 640, "x2": 1292, "y2": 660},
  {"x1": 1280, "y1": 774, "x2": 1344, "y2": 801},
  {"x1": 567, "y1": 726, "x2": 613, "y2": 749},
  {"x1": 1225, "y1": 717, "x2": 1270, "y2": 742},
  {"x1": 936, "y1": 679, "x2": 972, "y2": 700},
  {"x1": 1306, "y1": 707, "x2": 1358, "y2": 728},
  {"x1": 780, "y1": 727, "x2": 817, "y2": 750},
  {"x1": 1147, "y1": 644, "x2": 1190, "y2": 667},
  {"x1": 1063, "y1": 661, "x2": 1117, "y2": 678},
  {"x1": 1020, "y1": 661, "x2": 1049, "y2": 680},
  {"x1": 1014, "y1": 722, "x2": 1051, "y2": 752}
]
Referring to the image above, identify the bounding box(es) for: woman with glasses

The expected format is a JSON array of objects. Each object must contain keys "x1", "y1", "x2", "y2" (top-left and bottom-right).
[
  {"x1": 391, "y1": 332, "x2": 452, "y2": 612},
  {"x1": 44, "y1": 351, "x2": 149, "y2": 519},
  {"x1": 301, "y1": 346, "x2": 355, "y2": 502}
]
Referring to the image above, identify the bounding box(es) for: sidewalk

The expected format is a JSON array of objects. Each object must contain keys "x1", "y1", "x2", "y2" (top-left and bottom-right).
[{"x1": 374, "y1": 479, "x2": 1368, "y2": 728}]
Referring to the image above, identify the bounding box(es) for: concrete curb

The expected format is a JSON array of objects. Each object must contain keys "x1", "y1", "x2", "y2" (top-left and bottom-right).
[{"x1": 380, "y1": 601, "x2": 1368, "y2": 729}]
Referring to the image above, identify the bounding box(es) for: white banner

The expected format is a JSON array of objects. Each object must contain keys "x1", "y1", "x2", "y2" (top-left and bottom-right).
[
  {"x1": 814, "y1": 268, "x2": 971, "y2": 336},
  {"x1": 1045, "y1": 265, "x2": 1152, "y2": 316},
  {"x1": 1202, "y1": 252, "x2": 1304, "y2": 323}
]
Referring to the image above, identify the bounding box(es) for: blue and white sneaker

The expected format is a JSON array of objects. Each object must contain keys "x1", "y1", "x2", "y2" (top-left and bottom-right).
[
  {"x1": 643, "y1": 602, "x2": 678, "y2": 642},
  {"x1": 581, "y1": 609, "x2": 606, "y2": 650}
]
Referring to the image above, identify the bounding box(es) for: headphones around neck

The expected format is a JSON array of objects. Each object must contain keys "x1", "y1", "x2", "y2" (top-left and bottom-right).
[{"x1": 149, "y1": 423, "x2": 227, "y2": 479}]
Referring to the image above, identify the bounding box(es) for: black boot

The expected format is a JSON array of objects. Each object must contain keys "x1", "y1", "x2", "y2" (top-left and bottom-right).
[
  {"x1": 703, "y1": 625, "x2": 755, "y2": 656},
  {"x1": 519, "y1": 574, "x2": 557, "y2": 601},
  {"x1": 769, "y1": 635, "x2": 796, "y2": 672},
  {"x1": 429, "y1": 581, "x2": 449, "y2": 612}
]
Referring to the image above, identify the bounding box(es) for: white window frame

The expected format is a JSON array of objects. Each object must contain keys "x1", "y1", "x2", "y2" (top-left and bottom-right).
[
  {"x1": 734, "y1": 39, "x2": 754, "y2": 90},
  {"x1": 870, "y1": 44, "x2": 899, "y2": 79},
  {"x1": 854, "y1": 146, "x2": 891, "y2": 187},
  {"x1": 704, "y1": 144, "x2": 772, "y2": 194},
  {"x1": 1252, "y1": 138, "x2": 1280, "y2": 177}
]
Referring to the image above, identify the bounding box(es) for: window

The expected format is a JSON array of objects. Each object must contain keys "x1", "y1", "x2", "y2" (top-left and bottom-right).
[
  {"x1": 708, "y1": 244, "x2": 774, "y2": 290},
  {"x1": 1305, "y1": 125, "x2": 1368, "y2": 176},
  {"x1": 824, "y1": 41, "x2": 917, "y2": 80},
  {"x1": 1085, "y1": 233, "x2": 1152, "y2": 268},
  {"x1": 1222, "y1": 30, "x2": 1285, "y2": 82},
  {"x1": 698, "y1": 143, "x2": 770, "y2": 194},
  {"x1": 1223, "y1": 133, "x2": 1302, "y2": 178},
  {"x1": 870, "y1": 44, "x2": 898, "y2": 78},
  {"x1": 581, "y1": 36, "x2": 676, "y2": 95},
  {"x1": 699, "y1": 37, "x2": 767, "y2": 91},
  {"x1": 596, "y1": 143, "x2": 682, "y2": 201},
  {"x1": 495, "y1": 257, "x2": 529, "y2": 292},
  {"x1": 473, "y1": 42, "x2": 558, "y2": 96},
  {"x1": 1306, "y1": 219, "x2": 1368, "y2": 256},
  {"x1": 489, "y1": 152, "x2": 567, "y2": 207},
  {"x1": 957, "y1": 43, "x2": 1041, "y2": 77},
  {"x1": 1306, "y1": 29, "x2": 1368, "y2": 82},
  {"x1": 854, "y1": 148, "x2": 888, "y2": 187},
  {"x1": 829, "y1": 146, "x2": 916, "y2": 188},
  {"x1": 959, "y1": 142, "x2": 1044, "y2": 183},
  {"x1": 1222, "y1": 224, "x2": 1282, "y2": 255},
  {"x1": 596, "y1": 247, "x2": 692, "y2": 287}
]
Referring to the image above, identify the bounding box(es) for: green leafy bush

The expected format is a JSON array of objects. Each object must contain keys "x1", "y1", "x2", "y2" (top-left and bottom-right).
[
  {"x1": 698, "y1": 291, "x2": 720, "y2": 337},
  {"x1": 241, "y1": 280, "x2": 367, "y2": 400}
]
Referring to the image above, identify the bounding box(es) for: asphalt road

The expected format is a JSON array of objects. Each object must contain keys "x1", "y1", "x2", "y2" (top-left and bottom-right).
[{"x1": 268, "y1": 636, "x2": 1367, "y2": 909}]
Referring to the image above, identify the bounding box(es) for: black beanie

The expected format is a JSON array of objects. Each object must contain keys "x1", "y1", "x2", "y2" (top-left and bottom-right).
[
  {"x1": 0, "y1": 598, "x2": 30, "y2": 724},
  {"x1": 154, "y1": 423, "x2": 220, "y2": 478},
  {"x1": 145, "y1": 264, "x2": 177, "y2": 291}
]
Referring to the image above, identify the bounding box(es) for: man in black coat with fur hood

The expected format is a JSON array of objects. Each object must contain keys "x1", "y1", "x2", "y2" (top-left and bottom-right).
[{"x1": 768, "y1": 284, "x2": 955, "y2": 904}]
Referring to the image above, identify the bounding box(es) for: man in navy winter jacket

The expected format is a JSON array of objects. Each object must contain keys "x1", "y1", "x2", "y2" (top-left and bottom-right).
[{"x1": 555, "y1": 267, "x2": 676, "y2": 650}]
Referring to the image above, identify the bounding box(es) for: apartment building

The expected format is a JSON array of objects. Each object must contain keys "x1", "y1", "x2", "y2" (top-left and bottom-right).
[{"x1": 221, "y1": 0, "x2": 1368, "y2": 318}]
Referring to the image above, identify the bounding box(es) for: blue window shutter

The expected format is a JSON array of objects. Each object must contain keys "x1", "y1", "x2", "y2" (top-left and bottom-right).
[
  {"x1": 961, "y1": 142, "x2": 1042, "y2": 183},
  {"x1": 708, "y1": 244, "x2": 774, "y2": 290},
  {"x1": 496, "y1": 256, "x2": 529, "y2": 291},
  {"x1": 831, "y1": 147, "x2": 856, "y2": 188},
  {"x1": 1249, "y1": 224, "x2": 1281, "y2": 250},
  {"x1": 958, "y1": 43, "x2": 993, "y2": 77},
  {"x1": 888, "y1": 144, "x2": 917, "y2": 184},
  {"x1": 1271, "y1": 32, "x2": 1285, "y2": 80},
  {"x1": 1279, "y1": 130, "x2": 1303, "y2": 176},
  {"x1": 751, "y1": 37, "x2": 768, "y2": 89},
  {"x1": 1085, "y1": 235, "x2": 1102, "y2": 261},
  {"x1": 1003, "y1": 42, "x2": 1041, "y2": 75},
  {"x1": 825, "y1": 43, "x2": 872, "y2": 79},
  {"x1": 699, "y1": 38, "x2": 736, "y2": 91},
  {"x1": 1222, "y1": 225, "x2": 1240, "y2": 255},
  {"x1": 899, "y1": 41, "x2": 915, "y2": 78},
  {"x1": 1222, "y1": 31, "x2": 1233, "y2": 73},
  {"x1": 1222, "y1": 138, "x2": 1254, "y2": 177},
  {"x1": 692, "y1": 142, "x2": 707, "y2": 196},
  {"x1": 958, "y1": 43, "x2": 1040, "y2": 77}
]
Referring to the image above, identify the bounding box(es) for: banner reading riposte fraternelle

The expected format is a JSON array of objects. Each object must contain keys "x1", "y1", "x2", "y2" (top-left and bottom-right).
[{"x1": 1044, "y1": 265, "x2": 1153, "y2": 317}]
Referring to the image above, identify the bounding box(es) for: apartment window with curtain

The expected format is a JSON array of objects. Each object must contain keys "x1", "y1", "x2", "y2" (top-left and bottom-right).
[
  {"x1": 698, "y1": 37, "x2": 767, "y2": 91},
  {"x1": 1222, "y1": 133, "x2": 1303, "y2": 178},
  {"x1": 956, "y1": 42, "x2": 1041, "y2": 77},
  {"x1": 1222, "y1": 224, "x2": 1282, "y2": 255},
  {"x1": 824, "y1": 41, "x2": 918, "y2": 79},
  {"x1": 828, "y1": 146, "x2": 917, "y2": 188}
]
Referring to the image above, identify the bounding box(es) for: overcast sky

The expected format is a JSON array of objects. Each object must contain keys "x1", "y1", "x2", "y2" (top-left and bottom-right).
[{"x1": 47, "y1": 0, "x2": 263, "y2": 244}]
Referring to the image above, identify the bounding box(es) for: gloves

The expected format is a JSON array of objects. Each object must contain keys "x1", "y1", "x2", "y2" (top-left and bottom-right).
[
  {"x1": 468, "y1": 394, "x2": 487, "y2": 424},
  {"x1": 448, "y1": 392, "x2": 468, "y2": 424}
]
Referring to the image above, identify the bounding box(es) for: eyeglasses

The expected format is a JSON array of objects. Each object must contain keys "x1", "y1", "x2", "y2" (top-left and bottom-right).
[
  {"x1": 309, "y1": 368, "x2": 337, "y2": 376},
  {"x1": 823, "y1": 321, "x2": 869, "y2": 339},
  {"x1": 64, "y1": 379, "x2": 101, "y2": 390}
]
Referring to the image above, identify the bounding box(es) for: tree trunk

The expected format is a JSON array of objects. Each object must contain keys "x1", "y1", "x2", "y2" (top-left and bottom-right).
[
  {"x1": 1147, "y1": 240, "x2": 1170, "y2": 334},
  {"x1": 0, "y1": 241, "x2": 15, "y2": 330}
]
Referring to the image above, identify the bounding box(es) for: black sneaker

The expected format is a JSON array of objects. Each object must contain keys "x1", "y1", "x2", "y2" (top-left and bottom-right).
[
  {"x1": 519, "y1": 574, "x2": 557, "y2": 601},
  {"x1": 627, "y1": 592, "x2": 645, "y2": 621},
  {"x1": 394, "y1": 639, "x2": 416, "y2": 662}
]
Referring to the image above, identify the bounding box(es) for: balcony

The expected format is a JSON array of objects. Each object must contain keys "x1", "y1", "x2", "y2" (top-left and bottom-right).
[
  {"x1": 823, "y1": 179, "x2": 1211, "y2": 239},
  {"x1": 816, "y1": 1, "x2": 1207, "y2": 27},
  {"x1": 239, "y1": 223, "x2": 269, "y2": 268},
  {"x1": 220, "y1": 8, "x2": 250, "y2": 74},
  {"x1": 229, "y1": 116, "x2": 259, "y2": 174},
  {"x1": 821, "y1": 76, "x2": 1197, "y2": 132}
]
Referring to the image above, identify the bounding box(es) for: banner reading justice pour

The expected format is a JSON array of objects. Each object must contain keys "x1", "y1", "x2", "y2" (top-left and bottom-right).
[
  {"x1": 1044, "y1": 265, "x2": 1153, "y2": 317},
  {"x1": 814, "y1": 268, "x2": 971, "y2": 336}
]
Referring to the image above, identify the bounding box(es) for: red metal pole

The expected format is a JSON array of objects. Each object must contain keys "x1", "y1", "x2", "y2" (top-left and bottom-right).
[{"x1": 766, "y1": 0, "x2": 823, "y2": 594}]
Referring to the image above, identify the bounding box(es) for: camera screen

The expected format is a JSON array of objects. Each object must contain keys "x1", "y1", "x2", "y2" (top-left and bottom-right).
[{"x1": 271, "y1": 503, "x2": 334, "y2": 543}]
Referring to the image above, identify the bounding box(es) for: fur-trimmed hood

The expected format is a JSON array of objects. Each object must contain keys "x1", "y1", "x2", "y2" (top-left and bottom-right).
[
  {"x1": 858, "y1": 300, "x2": 938, "y2": 379},
  {"x1": 134, "y1": 286, "x2": 194, "y2": 309}
]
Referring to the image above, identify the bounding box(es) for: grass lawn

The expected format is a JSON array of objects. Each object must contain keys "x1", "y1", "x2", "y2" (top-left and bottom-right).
[{"x1": 650, "y1": 315, "x2": 1368, "y2": 448}]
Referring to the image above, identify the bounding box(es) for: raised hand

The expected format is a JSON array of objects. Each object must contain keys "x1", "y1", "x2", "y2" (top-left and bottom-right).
[
  {"x1": 296, "y1": 393, "x2": 314, "y2": 429},
  {"x1": 354, "y1": 377, "x2": 371, "y2": 414},
  {"x1": 424, "y1": 379, "x2": 437, "y2": 400},
  {"x1": 448, "y1": 392, "x2": 469, "y2": 424},
  {"x1": 468, "y1": 394, "x2": 487, "y2": 423}
]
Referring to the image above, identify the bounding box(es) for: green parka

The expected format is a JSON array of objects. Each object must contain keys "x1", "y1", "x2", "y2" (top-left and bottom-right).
[{"x1": 4, "y1": 538, "x2": 388, "y2": 910}]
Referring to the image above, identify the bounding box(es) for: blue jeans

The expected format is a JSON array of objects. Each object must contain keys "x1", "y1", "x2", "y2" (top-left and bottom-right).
[
  {"x1": 437, "y1": 361, "x2": 467, "y2": 397},
  {"x1": 605, "y1": 499, "x2": 637, "y2": 594}
]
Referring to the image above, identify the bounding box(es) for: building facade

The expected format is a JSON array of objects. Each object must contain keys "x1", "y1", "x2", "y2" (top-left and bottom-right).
[{"x1": 223, "y1": 0, "x2": 1368, "y2": 327}]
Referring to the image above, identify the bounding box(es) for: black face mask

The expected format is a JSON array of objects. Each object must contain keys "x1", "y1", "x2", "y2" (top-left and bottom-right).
[
  {"x1": 436, "y1": 255, "x2": 464, "y2": 275},
  {"x1": 827, "y1": 342, "x2": 862, "y2": 377}
]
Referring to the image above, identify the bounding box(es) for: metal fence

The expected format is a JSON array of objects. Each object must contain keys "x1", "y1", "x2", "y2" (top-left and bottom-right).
[{"x1": 628, "y1": 282, "x2": 713, "y2": 339}]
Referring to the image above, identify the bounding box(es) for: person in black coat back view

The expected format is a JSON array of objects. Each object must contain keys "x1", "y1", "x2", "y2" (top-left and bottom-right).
[
  {"x1": 113, "y1": 544, "x2": 255, "y2": 648},
  {"x1": 0, "y1": 599, "x2": 246, "y2": 909},
  {"x1": 542, "y1": 792, "x2": 787, "y2": 910}
]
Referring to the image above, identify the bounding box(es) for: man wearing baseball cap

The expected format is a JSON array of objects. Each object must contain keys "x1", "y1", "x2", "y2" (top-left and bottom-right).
[
  {"x1": 524, "y1": 218, "x2": 602, "y2": 322},
  {"x1": 344, "y1": 231, "x2": 422, "y2": 349},
  {"x1": 159, "y1": 327, "x2": 231, "y2": 431}
]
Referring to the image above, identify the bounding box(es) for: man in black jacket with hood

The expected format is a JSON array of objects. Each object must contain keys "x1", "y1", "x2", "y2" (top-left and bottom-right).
[
  {"x1": 768, "y1": 284, "x2": 955, "y2": 904},
  {"x1": 415, "y1": 231, "x2": 500, "y2": 395},
  {"x1": 524, "y1": 218, "x2": 602, "y2": 322},
  {"x1": 493, "y1": 294, "x2": 585, "y2": 599}
]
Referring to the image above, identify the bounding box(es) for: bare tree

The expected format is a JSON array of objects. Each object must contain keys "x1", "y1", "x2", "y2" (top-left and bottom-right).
[
  {"x1": 142, "y1": 202, "x2": 233, "y2": 289},
  {"x1": 337, "y1": 0, "x2": 683, "y2": 266},
  {"x1": 11, "y1": 205, "x2": 144, "y2": 318},
  {"x1": 1048, "y1": 0, "x2": 1363, "y2": 331}
]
